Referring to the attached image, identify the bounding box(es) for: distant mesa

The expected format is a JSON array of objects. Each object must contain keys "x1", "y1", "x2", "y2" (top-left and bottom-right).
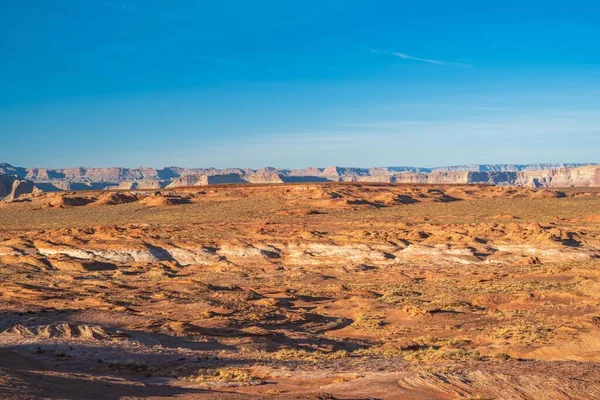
[{"x1": 0, "y1": 162, "x2": 599, "y2": 201}]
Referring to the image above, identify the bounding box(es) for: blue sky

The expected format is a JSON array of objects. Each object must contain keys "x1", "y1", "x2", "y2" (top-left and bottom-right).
[{"x1": 1, "y1": 0, "x2": 599, "y2": 168}]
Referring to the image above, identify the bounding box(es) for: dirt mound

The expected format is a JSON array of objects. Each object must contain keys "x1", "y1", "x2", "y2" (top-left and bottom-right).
[
  {"x1": 139, "y1": 195, "x2": 189, "y2": 206},
  {"x1": 280, "y1": 185, "x2": 567, "y2": 210},
  {"x1": 44, "y1": 195, "x2": 94, "y2": 208},
  {"x1": 531, "y1": 189, "x2": 566, "y2": 199},
  {"x1": 94, "y1": 192, "x2": 138, "y2": 205},
  {"x1": 3, "y1": 323, "x2": 128, "y2": 340}
]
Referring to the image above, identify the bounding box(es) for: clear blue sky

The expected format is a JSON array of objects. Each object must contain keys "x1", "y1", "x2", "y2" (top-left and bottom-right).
[{"x1": 1, "y1": 0, "x2": 599, "y2": 168}]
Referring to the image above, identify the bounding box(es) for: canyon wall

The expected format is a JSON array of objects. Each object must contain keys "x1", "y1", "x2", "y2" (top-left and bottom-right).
[{"x1": 1, "y1": 163, "x2": 599, "y2": 192}]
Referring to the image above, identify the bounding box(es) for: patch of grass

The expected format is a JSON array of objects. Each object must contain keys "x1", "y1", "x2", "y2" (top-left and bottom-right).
[
  {"x1": 374, "y1": 336, "x2": 482, "y2": 363},
  {"x1": 106, "y1": 359, "x2": 151, "y2": 373},
  {"x1": 471, "y1": 280, "x2": 576, "y2": 295},
  {"x1": 270, "y1": 348, "x2": 350, "y2": 362},
  {"x1": 402, "y1": 347, "x2": 483, "y2": 362},
  {"x1": 491, "y1": 324, "x2": 554, "y2": 345},
  {"x1": 495, "y1": 352, "x2": 511, "y2": 360},
  {"x1": 380, "y1": 284, "x2": 422, "y2": 305},
  {"x1": 183, "y1": 367, "x2": 261, "y2": 386},
  {"x1": 351, "y1": 313, "x2": 386, "y2": 330}
]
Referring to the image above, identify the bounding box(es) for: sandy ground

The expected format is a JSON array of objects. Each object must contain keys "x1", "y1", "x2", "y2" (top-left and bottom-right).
[{"x1": 1, "y1": 183, "x2": 600, "y2": 399}]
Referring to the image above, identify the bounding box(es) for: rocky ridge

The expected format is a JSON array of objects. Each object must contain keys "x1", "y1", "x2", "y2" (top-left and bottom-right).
[{"x1": 0, "y1": 163, "x2": 598, "y2": 196}]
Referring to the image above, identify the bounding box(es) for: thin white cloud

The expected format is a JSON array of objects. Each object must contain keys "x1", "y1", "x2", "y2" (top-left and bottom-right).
[{"x1": 369, "y1": 49, "x2": 471, "y2": 68}]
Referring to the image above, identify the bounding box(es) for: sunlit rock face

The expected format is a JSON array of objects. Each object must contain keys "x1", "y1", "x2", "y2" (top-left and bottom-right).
[{"x1": 1, "y1": 162, "x2": 599, "y2": 192}]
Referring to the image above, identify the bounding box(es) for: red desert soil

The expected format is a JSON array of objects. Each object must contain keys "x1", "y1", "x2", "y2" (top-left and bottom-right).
[{"x1": 1, "y1": 183, "x2": 600, "y2": 399}]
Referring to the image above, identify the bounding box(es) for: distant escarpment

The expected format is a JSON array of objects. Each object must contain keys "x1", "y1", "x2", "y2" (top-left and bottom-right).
[{"x1": 0, "y1": 162, "x2": 598, "y2": 193}]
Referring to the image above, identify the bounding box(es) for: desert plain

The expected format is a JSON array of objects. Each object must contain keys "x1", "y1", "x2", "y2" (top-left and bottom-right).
[{"x1": 1, "y1": 183, "x2": 600, "y2": 399}]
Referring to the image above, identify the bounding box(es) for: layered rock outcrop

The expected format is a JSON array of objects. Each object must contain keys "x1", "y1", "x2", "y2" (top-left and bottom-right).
[{"x1": 1, "y1": 162, "x2": 599, "y2": 190}]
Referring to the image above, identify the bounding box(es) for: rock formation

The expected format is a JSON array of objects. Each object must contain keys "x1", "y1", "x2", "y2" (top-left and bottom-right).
[
  {"x1": 1, "y1": 162, "x2": 598, "y2": 190},
  {"x1": 0, "y1": 174, "x2": 35, "y2": 201}
]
